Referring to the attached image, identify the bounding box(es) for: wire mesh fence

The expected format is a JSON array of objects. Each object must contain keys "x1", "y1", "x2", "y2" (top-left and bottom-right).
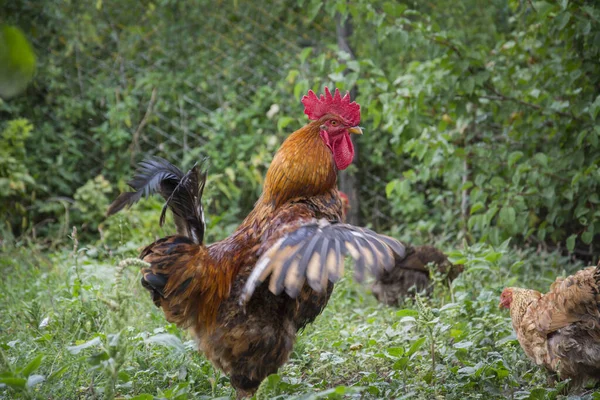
[{"x1": 4, "y1": 0, "x2": 397, "y2": 237}]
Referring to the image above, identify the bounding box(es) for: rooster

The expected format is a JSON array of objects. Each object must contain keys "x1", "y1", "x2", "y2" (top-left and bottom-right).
[
  {"x1": 338, "y1": 191, "x2": 460, "y2": 306},
  {"x1": 500, "y1": 263, "x2": 600, "y2": 385},
  {"x1": 107, "y1": 88, "x2": 406, "y2": 398}
]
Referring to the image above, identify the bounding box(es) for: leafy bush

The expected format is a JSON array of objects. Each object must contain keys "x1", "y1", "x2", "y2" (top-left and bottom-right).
[
  {"x1": 2, "y1": 0, "x2": 599, "y2": 260},
  {"x1": 289, "y1": 0, "x2": 599, "y2": 255},
  {"x1": 0, "y1": 236, "x2": 592, "y2": 399},
  {"x1": 0, "y1": 119, "x2": 38, "y2": 239}
]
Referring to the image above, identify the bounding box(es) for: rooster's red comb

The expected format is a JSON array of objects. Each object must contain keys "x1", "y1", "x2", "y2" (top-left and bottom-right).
[{"x1": 302, "y1": 87, "x2": 360, "y2": 126}]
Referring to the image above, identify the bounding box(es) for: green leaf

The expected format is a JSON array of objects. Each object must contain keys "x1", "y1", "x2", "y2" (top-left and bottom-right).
[
  {"x1": 145, "y1": 333, "x2": 185, "y2": 353},
  {"x1": 457, "y1": 366, "x2": 476, "y2": 375},
  {"x1": 293, "y1": 81, "x2": 308, "y2": 100},
  {"x1": 277, "y1": 116, "x2": 294, "y2": 132},
  {"x1": 507, "y1": 151, "x2": 523, "y2": 168},
  {"x1": 439, "y1": 303, "x2": 459, "y2": 312},
  {"x1": 582, "y1": 231, "x2": 593, "y2": 244},
  {"x1": 470, "y1": 202, "x2": 484, "y2": 215},
  {"x1": 387, "y1": 347, "x2": 405, "y2": 357},
  {"x1": 582, "y1": 6, "x2": 600, "y2": 23},
  {"x1": 383, "y1": 2, "x2": 407, "y2": 17},
  {"x1": 392, "y1": 357, "x2": 408, "y2": 370},
  {"x1": 346, "y1": 60, "x2": 360, "y2": 72},
  {"x1": 47, "y1": 365, "x2": 69, "y2": 381},
  {"x1": 556, "y1": 11, "x2": 571, "y2": 31},
  {"x1": 453, "y1": 341, "x2": 473, "y2": 349},
  {"x1": 498, "y1": 206, "x2": 516, "y2": 227},
  {"x1": 19, "y1": 354, "x2": 43, "y2": 377},
  {"x1": 86, "y1": 351, "x2": 110, "y2": 366},
  {"x1": 286, "y1": 69, "x2": 300, "y2": 84},
  {"x1": 489, "y1": 177, "x2": 505, "y2": 188},
  {"x1": 535, "y1": 1, "x2": 556, "y2": 18},
  {"x1": 589, "y1": 95, "x2": 600, "y2": 120},
  {"x1": 450, "y1": 257, "x2": 468, "y2": 265},
  {"x1": 467, "y1": 263, "x2": 491, "y2": 272},
  {"x1": 484, "y1": 251, "x2": 502, "y2": 263},
  {"x1": 67, "y1": 337, "x2": 102, "y2": 354},
  {"x1": 462, "y1": 77, "x2": 475, "y2": 94},
  {"x1": 385, "y1": 180, "x2": 397, "y2": 198},
  {"x1": 510, "y1": 261, "x2": 524, "y2": 273},
  {"x1": 329, "y1": 72, "x2": 344, "y2": 82},
  {"x1": 306, "y1": 0, "x2": 323, "y2": 22},
  {"x1": 566, "y1": 234, "x2": 576, "y2": 252},
  {"x1": 534, "y1": 153, "x2": 548, "y2": 167},
  {"x1": 406, "y1": 337, "x2": 426, "y2": 357},
  {"x1": 468, "y1": 215, "x2": 480, "y2": 231},
  {"x1": 0, "y1": 377, "x2": 27, "y2": 389}
]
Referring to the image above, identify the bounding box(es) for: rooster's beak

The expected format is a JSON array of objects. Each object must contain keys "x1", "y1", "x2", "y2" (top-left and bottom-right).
[{"x1": 348, "y1": 126, "x2": 363, "y2": 135}]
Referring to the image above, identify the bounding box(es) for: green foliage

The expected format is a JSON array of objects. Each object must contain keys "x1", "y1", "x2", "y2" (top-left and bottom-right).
[
  {"x1": 2, "y1": 0, "x2": 599, "y2": 255},
  {"x1": 0, "y1": 237, "x2": 594, "y2": 399},
  {"x1": 0, "y1": 119, "x2": 39, "y2": 239},
  {"x1": 289, "y1": 0, "x2": 600, "y2": 254},
  {"x1": 0, "y1": 352, "x2": 45, "y2": 397},
  {"x1": 73, "y1": 175, "x2": 113, "y2": 231},
  {"x1": 1, "y1": 0, "x2": 338, "y2": 243}
]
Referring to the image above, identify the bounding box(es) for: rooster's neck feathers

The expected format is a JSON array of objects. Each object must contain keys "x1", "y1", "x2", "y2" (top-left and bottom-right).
[{"x1": 260, "y1": 121, "x2": 338, "y2": 209}]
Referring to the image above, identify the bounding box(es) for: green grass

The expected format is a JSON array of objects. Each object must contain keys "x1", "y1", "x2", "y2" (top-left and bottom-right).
[{"x1": 1, "y1": 232, "x2": 599, "y2": 399}]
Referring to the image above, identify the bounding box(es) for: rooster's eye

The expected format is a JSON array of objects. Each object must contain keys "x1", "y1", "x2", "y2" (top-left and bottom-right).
[{"x1": 330, "y1": 120, "x2": 339, "y2": 126}]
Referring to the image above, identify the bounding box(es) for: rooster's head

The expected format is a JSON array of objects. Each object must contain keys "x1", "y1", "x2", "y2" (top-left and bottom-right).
[{"x1": 302, "y1": 87, "x2": 362, "y2": 170}]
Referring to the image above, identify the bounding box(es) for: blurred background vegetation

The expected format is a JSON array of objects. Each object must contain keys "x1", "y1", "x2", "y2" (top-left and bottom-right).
[{"x1": 1, "y1": 0, "x2": 599, "y2": 261}]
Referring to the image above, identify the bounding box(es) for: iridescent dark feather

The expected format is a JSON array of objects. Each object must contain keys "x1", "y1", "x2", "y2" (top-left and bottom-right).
[{"x1": 106, "y1": 156, "x2": 208, "y2": 244}]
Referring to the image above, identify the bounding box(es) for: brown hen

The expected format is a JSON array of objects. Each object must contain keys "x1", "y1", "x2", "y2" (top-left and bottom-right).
[{"x1": 500, "y1": 263, "x2": 600, "y2": 385}]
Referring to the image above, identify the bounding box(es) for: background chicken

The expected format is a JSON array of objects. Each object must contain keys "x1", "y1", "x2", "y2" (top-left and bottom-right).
[
  {"x1": 500, "y1": 263, "x2": 600, "y2": 385},
  {"x1": 338, "y1": 191, "x2": 461, "y2": 306},
  {"x1": 107, "y1": 88, "x2": 405, "y2": 398},
  {"x1": 371, "y1": 245, "x2": 460, "y2": 306}
]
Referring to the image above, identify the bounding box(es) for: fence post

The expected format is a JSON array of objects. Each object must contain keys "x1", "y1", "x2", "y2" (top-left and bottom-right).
[{"x1": 336, "y1": 12, "x2": 360, "y2": 225}]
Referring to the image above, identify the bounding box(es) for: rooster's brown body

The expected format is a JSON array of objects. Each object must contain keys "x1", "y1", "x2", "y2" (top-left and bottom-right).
[
  {"x1": 141, "y1": 193, "x2": 340, "y2": 394},
  {"x1": 108, "y1": 88, "x2": 405, "y2": 397},
  {"x1": 500, "y1": 264, "x2": 600, "y2": 385}
]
